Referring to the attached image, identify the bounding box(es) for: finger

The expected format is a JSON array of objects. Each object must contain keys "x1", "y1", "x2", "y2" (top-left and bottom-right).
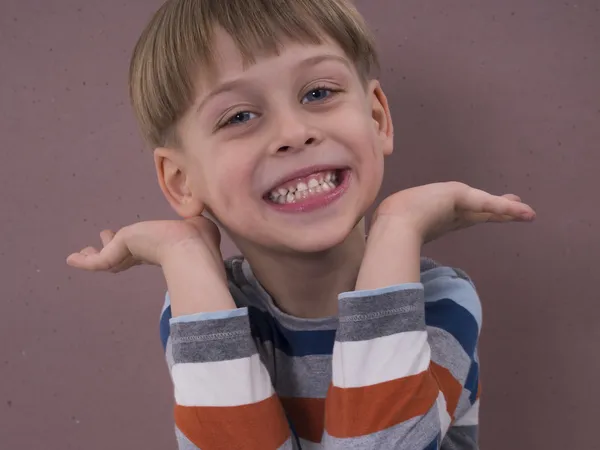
[
  {"x1": 66, "y1": 251, "x2": 120, "y2": 271},
  {"x1": 66, "y1": 237, "x2": 130, "y2": 271},
  {"x1": 80, "y1": 246, "x2": 99, "y2": 256},
  {"x1": 100, "y1": 230, "x2": 116, "y2": 247},
  {"x1": 463, "y1": 212, "x2": 518, "y2": 225},
  {"x1": 108, "y1": 255, "x2": 140, "y2": 274},
  {"x1": 501, "y1": 194, "x2": 521, "y2": 202},
  {"x1": 484, "y1": 213, "x2": 523, "y2": 223},
  {"x1": 66, "y1": 251, "x2": 102, "y2": 270},
  {"x1": 460, "y1": 189, "x2": 535, "y2": 220}
]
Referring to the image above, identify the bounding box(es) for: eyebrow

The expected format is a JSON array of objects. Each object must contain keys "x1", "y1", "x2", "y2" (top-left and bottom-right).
[{"x1": 195, "y1": 54, "x2": 351, "y2": 114}]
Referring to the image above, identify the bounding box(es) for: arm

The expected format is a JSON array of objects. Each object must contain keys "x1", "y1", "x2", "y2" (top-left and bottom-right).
[
  {"x1": 320, "y1": 224, "x2": 480, "y2": 449},
  {"x1": 161, "y1": 248, "x2": 293, "y2": 450},
  {"x1": 317, "y1": 181, "x2": 535, "y2": 448},
  {"x1": 424, "y1": 267, "x2": 481, "y2": 450},
  {"x1": 66, "y1": 218, "x2": 294, "y2": 449}
]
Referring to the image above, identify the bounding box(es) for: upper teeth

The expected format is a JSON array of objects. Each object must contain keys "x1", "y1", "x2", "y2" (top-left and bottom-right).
[{"x1": 269, "y1": 171, "x2": 338, "y2": 204}]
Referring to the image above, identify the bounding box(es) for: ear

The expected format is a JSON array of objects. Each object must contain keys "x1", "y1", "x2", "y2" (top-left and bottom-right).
[
  {"x1": 154, "y1": 147, "x2": 205, "y2": 218},
  {"x1": 369, "y1": 80, "x2": 394, "y2": 156}
]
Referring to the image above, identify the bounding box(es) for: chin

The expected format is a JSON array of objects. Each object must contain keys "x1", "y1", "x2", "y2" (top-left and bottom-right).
[{"x1": 276, "y1": 219, "x2": 360, "y2": 255}]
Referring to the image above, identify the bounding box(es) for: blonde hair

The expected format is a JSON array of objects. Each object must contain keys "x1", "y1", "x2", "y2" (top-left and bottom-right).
[{"x1": 129, "y1": 0, "x2": 379, "y2": 148}]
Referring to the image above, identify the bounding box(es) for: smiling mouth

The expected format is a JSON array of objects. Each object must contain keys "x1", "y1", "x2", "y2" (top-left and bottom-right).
[{"x1": 264, "y1": 168, "x2": 350, "y2": 213}]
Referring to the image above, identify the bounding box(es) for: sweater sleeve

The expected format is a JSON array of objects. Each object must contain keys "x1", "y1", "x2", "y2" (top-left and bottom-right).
[
  {"x1": 160, "y1": 295, "x2": 294, "y2": 450},
  {"x1": 321, "y1": 266, "x2": 481, "y2": 449}
]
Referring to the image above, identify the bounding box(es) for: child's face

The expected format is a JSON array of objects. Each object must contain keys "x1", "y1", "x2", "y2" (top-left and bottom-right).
[{"x1": 167, "y1": 29, "x2": 393, "y2": 253}]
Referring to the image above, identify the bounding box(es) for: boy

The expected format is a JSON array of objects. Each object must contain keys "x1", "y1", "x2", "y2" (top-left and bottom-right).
[{"x1": 67, "y1": 0, "x2": 535, "y2": 448}]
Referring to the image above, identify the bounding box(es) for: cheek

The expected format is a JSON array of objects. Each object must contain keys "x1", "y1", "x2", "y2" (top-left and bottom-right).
[
  {"x1": 345, "y1": 117, "x2": 381, "y2": 162},
  {"x1": 207, "y1": 154, "x2": 256, "y2": 210}
]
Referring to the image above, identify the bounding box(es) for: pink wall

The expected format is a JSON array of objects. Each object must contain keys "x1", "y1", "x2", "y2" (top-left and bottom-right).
[{"x1": 2, "y1": 0, "x2": 598, "y2": 448}]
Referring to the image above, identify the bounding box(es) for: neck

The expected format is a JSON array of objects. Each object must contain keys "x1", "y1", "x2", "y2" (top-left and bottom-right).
[{"x1": 233, "y1": 221, "x2": 366, "y2": 318}]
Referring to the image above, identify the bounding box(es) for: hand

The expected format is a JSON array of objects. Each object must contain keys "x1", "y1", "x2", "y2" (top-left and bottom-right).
[
  {"x1": 355, "y1": 182, "x2": 535, "y2": 290},
  {"x1": 66, "y1": 216, "x2": 223, "y2": 274},
  {"x1": 373, "y1": 182, "x2": 536, "y2": 243}
]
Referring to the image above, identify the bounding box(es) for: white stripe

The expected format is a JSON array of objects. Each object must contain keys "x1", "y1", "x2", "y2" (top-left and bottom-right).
[
  {"x1": 172, "y1": 354, "x2": 274, "y2": 407},
  {"x1": 454, "y1": 399, "x2": 480, "y2": 426},
  {"x1": 298, "y1": 438, "x2": 321, "y2": 450},
  {"x1": 436, "y1": 391, "x2": 452, "y2": 437},
  {"x1": 331, "y1": 331, "x2": 430, "y2": 388}
]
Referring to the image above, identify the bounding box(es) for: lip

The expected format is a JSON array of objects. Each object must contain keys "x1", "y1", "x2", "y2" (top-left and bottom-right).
[
  {"x1": 263, "y1": 164, "x2": 349, "y2": 195},
  {"x1": 265, "y1": 169, "x2": 351, "y2": 213}
]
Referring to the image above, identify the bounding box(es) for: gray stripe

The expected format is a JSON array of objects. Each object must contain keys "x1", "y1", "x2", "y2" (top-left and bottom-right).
[
  {"x1": 421, "y1": 263, "x2": 474, "y2": 286},
  {"x1": 321, "y1": 403, "x2": 440, "y2": 449},
  {"x1": 452, "y1": 267, "x2": 473, "y2": 284},
  {"x1": 172, "y1": 334, "x2": 256, "y2": 364},
  {"x1": 441, "y1": 425, "x2": 478, "y2": 450},
  {"x1": 454, "y1": 389, "x2": 475, "y2": 421},
  {"x1": 171, "y1": 316, "x2": 256, "y2": 364},
  {"x1": 171, "y1": 313, "x2": 251, "y2": 342},
  {"x1": 272, "y1": 349, "x2": 331, "y2": 398},
  {"x1": 175, "y1": 426, "x2": 201, "y2": 450},
  {"x1": 336, "y1": 289, "x2": 425, "y2": 342},
  {"x1": 420, "y1": 265, "x2": 457, "y2": 285},
  {"x1": 420, "y1": 257, "x2": 442, "y2": 272},
  {"x1": 427, "y1": 326, "x2": 471, "y2": 384},
  {"x1": 165, "y1": 337, "x2": 175, "y2": 372}
]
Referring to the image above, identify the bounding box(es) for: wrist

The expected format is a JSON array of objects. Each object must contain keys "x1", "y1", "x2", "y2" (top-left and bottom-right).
[
  {"x1": 160, "y1": 243, "x2": 235, "y2": 318},
  {"x1": 356, "y1": 217, "x2": 423, "y2": 291},
  {"x1": 159, "y1": 237, "x2": 213, "y2": 266}
]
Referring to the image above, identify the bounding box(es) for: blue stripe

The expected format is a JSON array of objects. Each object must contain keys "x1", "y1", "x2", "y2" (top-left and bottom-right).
[
  {"x1": 425, "y1": 298, "x2": 478, "y2": 358},
  {"x1": 159, "y1": 305, "x2": 172, "y2": 351},
  {"x1": 248, "y1": 306, "x2": 336, "y2": 357},
  {"x1": 465, "y1": 361, "x2": 479, "y2": 404},
  {"x1": 423, "y1": 269, "x2": 482, "y2": 331}
]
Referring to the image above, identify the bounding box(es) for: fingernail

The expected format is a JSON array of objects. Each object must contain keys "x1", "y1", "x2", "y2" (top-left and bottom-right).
[{"x1": 521, "y1": 212, "x2": 534, "y2": 220}]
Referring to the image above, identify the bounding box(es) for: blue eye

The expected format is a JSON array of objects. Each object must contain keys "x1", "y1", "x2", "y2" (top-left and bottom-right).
[
  {"x1": 302, "y1": 88, "x2": 334, "y2": 104},
  {"x1": 225, "y1": 111, "x2": 257, "y2": 126}
]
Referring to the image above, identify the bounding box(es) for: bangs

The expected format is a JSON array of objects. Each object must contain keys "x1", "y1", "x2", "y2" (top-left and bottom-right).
[{"x1": 130, "y1": 0, "x2": 379, "y2": 147}]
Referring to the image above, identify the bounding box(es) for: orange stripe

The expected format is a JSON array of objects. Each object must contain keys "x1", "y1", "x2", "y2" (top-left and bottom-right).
[
  {"x1": 430, "y1": 362, "x2": 463, "y2": 420},
  {"x1": 280, "y1": 397, "x2": 325, "y2": 443},
  {"x1": 175, "y1": 395, "x2": 290, "y2": 450},
  {"x1": 325, "y1": 369, "x2": 439, "y2": 438}
]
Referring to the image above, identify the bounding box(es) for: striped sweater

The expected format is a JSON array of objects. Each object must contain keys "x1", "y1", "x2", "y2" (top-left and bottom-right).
[{"x1": 159, "y1": 256, "x2": 481, "y2": 449}]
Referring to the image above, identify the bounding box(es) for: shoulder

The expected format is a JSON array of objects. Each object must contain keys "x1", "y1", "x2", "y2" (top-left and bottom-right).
[{"x1": 419, "y1": 257, "x2": 482, "y2": 353}]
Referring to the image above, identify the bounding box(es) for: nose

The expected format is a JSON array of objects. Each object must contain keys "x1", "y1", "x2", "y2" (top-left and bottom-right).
[{"x1": 269, "y1": 109, "x2": 323, "y2": 155}]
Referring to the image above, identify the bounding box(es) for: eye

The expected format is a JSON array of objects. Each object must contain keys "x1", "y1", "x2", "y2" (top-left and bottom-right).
[
  {"x1": 301, "y1": 87, "x2": 336, "y2": 104},
  {"x1": 223, "y1": 111, "x2": 257, "y2": 127}
]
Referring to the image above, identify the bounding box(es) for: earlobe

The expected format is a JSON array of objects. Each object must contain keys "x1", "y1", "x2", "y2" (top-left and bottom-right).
[
  {"x1": 154, "y1": 147, "x2": 205, "y2": 218},
  {"x1": 370, "y1": 80, "x2": 394, "y2": 156}
]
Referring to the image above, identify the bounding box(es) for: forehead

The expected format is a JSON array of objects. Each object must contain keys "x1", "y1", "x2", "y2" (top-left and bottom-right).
[{"x1": 199, "y1": 28, "x2": 353, "y2": 87}]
